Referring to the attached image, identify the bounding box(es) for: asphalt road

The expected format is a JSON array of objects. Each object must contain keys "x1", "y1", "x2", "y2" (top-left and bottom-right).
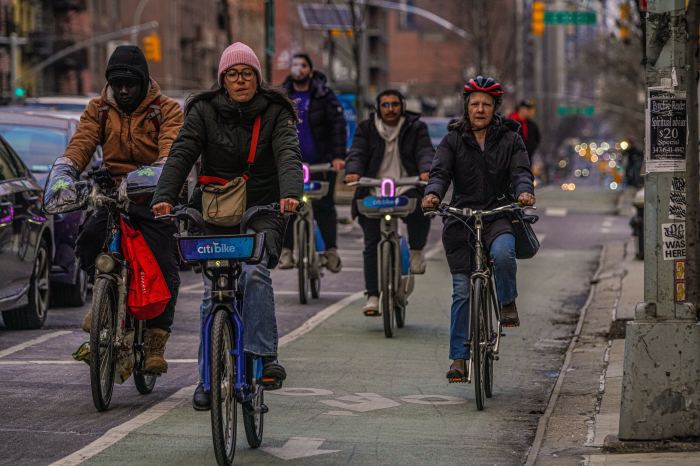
[{"x1": 0, "y1": 188, "x2": 632, "y2": 465}]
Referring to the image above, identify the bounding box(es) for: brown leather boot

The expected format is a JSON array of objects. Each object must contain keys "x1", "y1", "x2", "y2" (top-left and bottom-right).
[
  {"x1": 81, "y1": 310, "x2": 92, "y2": 333},
  {"x1": 143, "y1": 328, "x2": 169, "y2": 374},
  {"x1": 501, "y1": 302, "x2": 520, "y2": 327}
]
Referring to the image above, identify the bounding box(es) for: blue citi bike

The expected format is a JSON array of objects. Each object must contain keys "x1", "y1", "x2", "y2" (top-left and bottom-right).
[
  {"x1": 348, "y1": 176, "x2": 426, "y2": 338},
  {"x1": 166, "y1": 204, "x2": 282, "y2": 465},
  {"x1": 293, "y1": 163, "x2": 334, "y2": 304}
]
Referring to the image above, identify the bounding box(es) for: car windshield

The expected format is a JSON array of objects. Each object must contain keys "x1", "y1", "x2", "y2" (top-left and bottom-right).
[{"x1": 0, "y1": 124, "x2": 67, "y2": 172}]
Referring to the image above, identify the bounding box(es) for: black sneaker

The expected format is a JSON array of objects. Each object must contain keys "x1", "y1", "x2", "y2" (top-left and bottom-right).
[
  {"x1": 193, "y1": 382, "x2": 211, "y2": 411},
  {"x1": 261, "y1": 359, "x2": 286, "y2": 390}
]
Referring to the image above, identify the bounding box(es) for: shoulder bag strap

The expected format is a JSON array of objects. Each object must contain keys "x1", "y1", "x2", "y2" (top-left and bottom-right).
[{"x1": 242, "y1": 115, "x2": 262, "y2": 181}]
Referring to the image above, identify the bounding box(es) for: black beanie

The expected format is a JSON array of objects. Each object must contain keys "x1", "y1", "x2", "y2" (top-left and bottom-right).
[{"x1": 105, "y1": 45, "x2": 150, "y2": 84}]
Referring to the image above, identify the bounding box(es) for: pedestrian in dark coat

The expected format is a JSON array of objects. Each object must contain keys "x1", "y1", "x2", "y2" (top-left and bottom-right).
[
  {"x1": 507, "y1": 100, "x2": 541, "y2": 163},
  {"x1": 152, "y1": 42, "x2": 302, "y2": 409}
]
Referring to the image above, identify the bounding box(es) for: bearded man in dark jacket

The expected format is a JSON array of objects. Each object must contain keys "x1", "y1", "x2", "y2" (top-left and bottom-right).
[
  {"x1": 345, "y1": 89, "x2": 434, "y2": 315},
  {"x1": 280, "y1": 53, "x2": 347, "y2": 272},
  {"x1": 422, "y1": 76, "x2": 535, "y2": 382}
]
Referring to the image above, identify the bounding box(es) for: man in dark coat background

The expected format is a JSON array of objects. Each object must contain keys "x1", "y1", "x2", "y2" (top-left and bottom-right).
[
  {"x1": 345, "y1": 89, "x2": 434, "y2": 315},
  {"x1": 281, "y1": 53, "x2": 347, "y2": 272}
]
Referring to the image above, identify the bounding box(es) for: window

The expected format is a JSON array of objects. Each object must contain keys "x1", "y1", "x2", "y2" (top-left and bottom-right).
[
  {"x1": 0, "y1": 137, "x2": 20, "y2": 181},
  {"x1": 0, "y1": 125, "x2": 67, "y2": 173}
]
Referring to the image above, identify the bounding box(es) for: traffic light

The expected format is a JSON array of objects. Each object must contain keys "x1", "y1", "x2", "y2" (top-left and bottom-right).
[
  {"x1": 143, "y1": 33, "x2": 162, "y2": 62},
  {"x1": 532, "y1": 1, "x2": 545, "y2": 37},
  {"x1": 618, "y1": 4, "x2": 631, "y2": 44}
]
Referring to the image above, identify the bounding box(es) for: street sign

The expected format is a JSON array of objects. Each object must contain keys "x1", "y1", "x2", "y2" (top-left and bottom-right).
[
  {"x1": 557, "y1": 105, "x2": 595, "y2": 117},
  {"x1": 544, "y1": 10, "x2": 596, "y2": 25}
]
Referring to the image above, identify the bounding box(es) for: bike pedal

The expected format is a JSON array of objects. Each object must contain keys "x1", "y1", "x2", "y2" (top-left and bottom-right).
[
  {"x1": 493, "y1": 356, "x2": 500, "y2": 361},
  {"x1": 500, "y1": 332, "x2": 506, "y2": 337},
  {"x1": 260, "y1": 403, "x2": 269, "y2": 414},
  {"x1": 448, "y1": 377, "x2": 468, "y2": 384}
]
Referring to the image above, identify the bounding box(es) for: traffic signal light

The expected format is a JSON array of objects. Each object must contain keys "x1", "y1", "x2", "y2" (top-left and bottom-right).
[
  {"x1": 532, "y1": 1, "x2": 545, "y2": 37},
  {"x1": 618, "y1": 4, "x2": 631, "y2": 44},
  {"x1": 143, "y1": 33, "x2": 162, "y2": 62}
]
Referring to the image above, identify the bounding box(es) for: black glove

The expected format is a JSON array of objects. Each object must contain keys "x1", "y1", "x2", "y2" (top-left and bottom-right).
[{"x1": 43, "y1": 158, "x2": 81, "y2": 214}]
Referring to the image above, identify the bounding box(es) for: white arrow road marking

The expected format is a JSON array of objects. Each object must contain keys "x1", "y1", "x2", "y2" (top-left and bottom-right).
[
  {"x1": 321, "y1": 392, "x2": 401, "y2": 413},
  {"x1": 262, "y1": 437, "x2": 341, "y2": 460},
  {"x1": 0, "y1": 331, "x2": 72, "y2": 359}
]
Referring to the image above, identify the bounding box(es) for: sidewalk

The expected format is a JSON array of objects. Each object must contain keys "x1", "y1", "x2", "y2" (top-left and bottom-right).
[{"x1": 528, "y1": 200, "x2": 700, "y2": 464}]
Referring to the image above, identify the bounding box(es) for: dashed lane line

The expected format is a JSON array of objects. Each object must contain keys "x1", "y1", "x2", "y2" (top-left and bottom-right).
[{"x1": 0, "y1": 331, "x2": 72, "y2": 359}]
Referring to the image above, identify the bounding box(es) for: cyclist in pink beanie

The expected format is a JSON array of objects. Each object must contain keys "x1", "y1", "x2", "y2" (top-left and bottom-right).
[{"x1": 217, "y1": 42, "x2": 263, "y2": 86}]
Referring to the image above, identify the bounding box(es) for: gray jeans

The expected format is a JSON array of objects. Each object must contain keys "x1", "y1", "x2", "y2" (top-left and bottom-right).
[{"x1": 197, "y1": 255, "x2": 278, "y2": 381}]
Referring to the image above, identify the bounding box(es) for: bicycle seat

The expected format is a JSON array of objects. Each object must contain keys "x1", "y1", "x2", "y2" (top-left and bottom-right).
[
  {"x1": 357, "y1": 196, "x2": 417, "y2": 218},
  {"x1": 177, "y1": 232, "x2": 266, "y2": 265},
  {"x1": 303, "y1": 180, "x2": 329, "y2": 200}
]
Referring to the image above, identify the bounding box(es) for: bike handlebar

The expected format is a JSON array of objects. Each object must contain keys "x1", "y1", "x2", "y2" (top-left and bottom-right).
[
  {"x1": 425, "y1": 203, "x2": 536, "y2": 219},
  {"x1": 345, "y1": 176, "x2": 427, "y2": 188},
  {"x1": 305, "y1": 163, "x2": 335, "y2": 174}
]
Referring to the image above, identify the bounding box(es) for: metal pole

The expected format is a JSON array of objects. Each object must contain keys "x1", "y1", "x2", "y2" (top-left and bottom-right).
[
  {"x1": 515, "y1": 0, "x2": 524, "y2": 100},
  {"x1": 9, "y1": 32, "x2": 17, "y2": 101},
  {"x1": 619, "y1": 0, "x2": 699, "y2": 440},
  {"x1": 265, "y1": 0, "x2": 275, "y2": 82},
  {"x1": 131, "y1": 0, "x2": 151, "y2": 44},
  {"x1": 685, "y1": 0, "x2": 700, "y2": 307}
]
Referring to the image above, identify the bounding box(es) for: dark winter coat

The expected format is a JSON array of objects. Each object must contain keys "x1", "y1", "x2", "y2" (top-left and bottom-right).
[
  {"x1": 152, "y1": 88, "x2": 303, "y2": 266},
  {"x1": 282, "y1": 71, "x2": 347, "y2": 162},
  {"x1": 425, "y1": 115, "x2": 534, "y2": 274},
  {"x1": 345, "y1": 111, "x2": 435, "y2": 218}
]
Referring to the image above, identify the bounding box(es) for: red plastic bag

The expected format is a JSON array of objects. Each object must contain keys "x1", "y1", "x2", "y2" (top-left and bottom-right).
[{"x1": 120, "y1": 217, "x2": 171, "y2": 320}]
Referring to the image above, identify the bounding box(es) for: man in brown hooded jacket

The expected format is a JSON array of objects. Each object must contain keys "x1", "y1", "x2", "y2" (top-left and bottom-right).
[{"x1": 52, "y1": 45, "x2": 183, "y2": 374}]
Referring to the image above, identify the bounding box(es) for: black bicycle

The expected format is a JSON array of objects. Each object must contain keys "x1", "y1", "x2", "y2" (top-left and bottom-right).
[{"x1": 427, "y1": 203, "x2": 530, "y2": 410}]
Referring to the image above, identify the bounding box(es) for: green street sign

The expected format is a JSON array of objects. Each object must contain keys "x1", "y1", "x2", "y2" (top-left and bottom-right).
[
  {"x1": 557, "y1": 105, "x2": 595, "y2": 117},
  {"x1": 544, "y1": 10, "x2": 596, "y2": 25}
]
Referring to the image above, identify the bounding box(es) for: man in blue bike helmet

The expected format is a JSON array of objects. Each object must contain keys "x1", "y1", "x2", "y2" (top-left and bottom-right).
[{"x1": 422, "y1": 76, "x2": 535, "y2": 381}]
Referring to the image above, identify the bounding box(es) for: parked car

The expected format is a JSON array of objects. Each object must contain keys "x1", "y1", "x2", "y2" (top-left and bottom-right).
[
  {"x1": 422, "y1": 116, "x2": 452, "y2": 148},
  {"x1": 23, "y1": 96, "x2": 94, "y2": 113},
  {"x1": 0, "y1": 133, "x2": 53, "y2": 329},
  {"x1": 0, "y1": 111, "x2": 98, "y2": 307}
]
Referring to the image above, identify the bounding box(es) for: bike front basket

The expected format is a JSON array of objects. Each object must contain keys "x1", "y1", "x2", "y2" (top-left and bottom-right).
[
  {"x1": 357, "y1": 196, "x2": 417, "y2": 218},
  {"x1": 177, "y1": 232, "x2": 265, "y2": 264}
]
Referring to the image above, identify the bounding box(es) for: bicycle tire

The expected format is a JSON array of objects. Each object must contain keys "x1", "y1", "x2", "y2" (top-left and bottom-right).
[
  {"x1": 310, "y1": 275, "x2": 321, "y2": 299},
  {"x1": 243, "y1": 354, "x2": 265, "y2": 448},
  {"x1": 471, "y1": 278, "x2": 487, "y2": 411},
  {"x1": 484, "y1": 278, "x2": 497, "y2": 398},
  {"x1": 380, "y1": 242, "x2": 394, "y2": 338},
  {"x1": 297, "y1": 223, "x2": 309, "y2": 305},
  {"x1": 210, "y1": 309, "x2": 237, "y2": 466},
  {"x1": 89, "y1": 277, "x2": 118, "y2": 412}
]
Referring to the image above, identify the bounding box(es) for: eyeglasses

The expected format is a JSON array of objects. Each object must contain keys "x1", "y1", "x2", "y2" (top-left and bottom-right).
[
  {"x1": 380, "y1": 102, "x2": 401, "y2": 109},
  {"x1": 224, "y1": 69, "x2": 256, "y2": 82}
]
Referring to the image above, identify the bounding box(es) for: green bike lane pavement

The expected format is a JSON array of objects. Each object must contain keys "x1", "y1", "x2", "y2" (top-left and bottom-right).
[{"x1": 75, "y1": 246, "x2": 598, "y2": 466}]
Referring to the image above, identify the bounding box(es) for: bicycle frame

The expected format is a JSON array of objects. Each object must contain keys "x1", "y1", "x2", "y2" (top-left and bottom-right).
[{"x1": 200, "y1": 263, "x2": 261, "y2": 404}]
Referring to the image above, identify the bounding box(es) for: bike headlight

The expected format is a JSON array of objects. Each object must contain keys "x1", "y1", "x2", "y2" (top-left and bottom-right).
[
  {"x1": 302, "y1": 195, "x2": 308, "y2": 202},
  {"x1": 384, "y1": 214, "x2": 392, "y2": 221},
  {"x1": 95, "y1": 253, "x2": 116, "y2": 273},
  {"x1": 217, "y1": 275, "x2": 229, "y2": 289}
]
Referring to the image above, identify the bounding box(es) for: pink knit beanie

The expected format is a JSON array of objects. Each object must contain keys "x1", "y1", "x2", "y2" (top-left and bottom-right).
[{"x1": 218, "y1": 42, "x2": 262, "y2": 86}]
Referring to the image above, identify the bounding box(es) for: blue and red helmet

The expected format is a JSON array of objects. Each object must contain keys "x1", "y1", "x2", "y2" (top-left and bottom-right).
[{"x1": 463, "y1": 76, "x2": 504, "y2": 107}]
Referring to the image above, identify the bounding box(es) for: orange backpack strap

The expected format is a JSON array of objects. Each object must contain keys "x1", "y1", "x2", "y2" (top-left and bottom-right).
[
  {"x1": 145, "y1": 97, "x2": 162, "y2": 132},
  {"x1": 97, "y1": 99, "x2": 110, "y2": 145}
]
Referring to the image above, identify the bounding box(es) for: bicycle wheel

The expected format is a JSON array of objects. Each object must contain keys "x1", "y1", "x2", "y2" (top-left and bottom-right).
[
  {"x1": 243, "y1": 354, "x2": 265, "y2": 448},
  {"x1": 471, "y1": 278, "x2": 487, "y2": 411},
  {"x1": 297, "y1": 223, "x2": 310, "y2": 305},
  {"x1": 211, "y1": 310, "x2": 237, "y2": 466},
  {"x1": 484, "y1": 280, "x2": 497, "y2": 398},
  {"x1": 89, "y1": 277, "x2": 118, "y2": 412},
  {"x1": 380, "y1": 242, "x2": 395, "y2": 338}
]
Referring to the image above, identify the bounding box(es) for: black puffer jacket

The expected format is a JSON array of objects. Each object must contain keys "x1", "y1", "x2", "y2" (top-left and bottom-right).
[
  {"x1": 345, "y1": 111, "x2": 435, "y2": 218},
  {"x1": 425, "y1": 115, "x2": 534, "y2": 274},
  {"x1": 152, "y1": 88, "x2": 303, "y2": 266},
  {"x1": 282, "y1": 71, "x2": 347, "y2": 162}
]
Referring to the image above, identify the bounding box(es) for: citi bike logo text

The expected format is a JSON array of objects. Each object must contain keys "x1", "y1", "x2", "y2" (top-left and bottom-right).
[{"x1": 197, "y1": 242, "x2": 237, "y2": 254}]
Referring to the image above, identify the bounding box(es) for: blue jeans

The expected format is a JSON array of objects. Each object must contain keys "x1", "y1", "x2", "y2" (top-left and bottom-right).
[
  {"x1": 449, "y1": 233, "x2": 517, "y2": 360},
  {"x1": 198, "y1": 258, "x2": 278, "y2": 381}
]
